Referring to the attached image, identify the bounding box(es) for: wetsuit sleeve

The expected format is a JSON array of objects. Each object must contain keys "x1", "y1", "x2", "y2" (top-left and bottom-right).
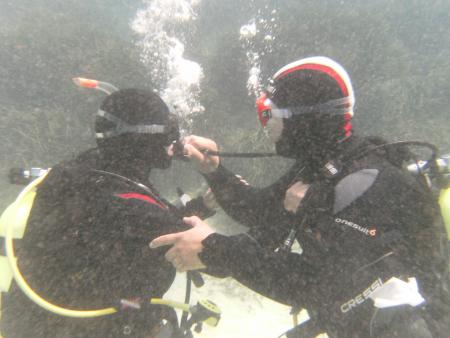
[
  {"x1": 111, "y1": 192, "x2": 187, "y2": 239},
  {"x1": 203, "y1": 164, "x2": 296, "y2": 229},
  {"x1": 92, "y1": 190, "x2": 190, "y2": 300},
  {"x1": 199, "y1": 232, "x2": 316, "y2": 307},
  {"x1": 178, "y1": 196, "x2": 216, "y2": 219}
]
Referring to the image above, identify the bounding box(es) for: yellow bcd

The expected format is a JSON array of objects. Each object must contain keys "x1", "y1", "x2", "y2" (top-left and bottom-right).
[{"x1": 439, "y1": 187, "x2": 450, "y2": 240}]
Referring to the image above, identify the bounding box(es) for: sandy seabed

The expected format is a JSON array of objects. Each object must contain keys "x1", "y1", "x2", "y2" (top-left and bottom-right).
[{"x1": 165, "y1": 273, "x2": 309, "y2": 338}]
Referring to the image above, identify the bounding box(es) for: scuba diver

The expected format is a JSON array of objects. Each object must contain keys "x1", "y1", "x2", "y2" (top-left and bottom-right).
[
  {"x1": 150, "y1": 56, "x2": 450, "y2": 337},
  {"x1": 0, "y1": 83, "x2": 217, "y2": 337}
]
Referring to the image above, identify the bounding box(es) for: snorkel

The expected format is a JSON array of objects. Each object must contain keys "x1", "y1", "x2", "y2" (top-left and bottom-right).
[{"x1": 72, "y1": 77, "x2": 119, "y2": 95}]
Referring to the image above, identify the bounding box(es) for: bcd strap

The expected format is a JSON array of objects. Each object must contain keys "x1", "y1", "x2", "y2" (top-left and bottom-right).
[{"x1": 0, "y1": 171, "x2": 48, "y2": 292}]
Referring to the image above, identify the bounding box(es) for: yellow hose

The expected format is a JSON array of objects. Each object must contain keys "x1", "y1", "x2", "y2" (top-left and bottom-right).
[
  {"x1": 5, "y1": 210, "x2": 117, "y2": 317},
  {"x1": 4, "y1": 173, "x2": 117, "y2": 318},
  {"x1": 150, "y1": 298, "x2": 190, "y2": 312}
]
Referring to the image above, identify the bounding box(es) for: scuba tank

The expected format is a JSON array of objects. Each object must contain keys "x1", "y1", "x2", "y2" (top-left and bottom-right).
[
  {"x1": 407, "y1": 154, "x2": 450, "y2": 239},
  {"x1": 8, "y1": 167, "x2": 50, "y2": 185},
  {"x1": 440, "y1": 188, "x2": 450, "y2": 240}
]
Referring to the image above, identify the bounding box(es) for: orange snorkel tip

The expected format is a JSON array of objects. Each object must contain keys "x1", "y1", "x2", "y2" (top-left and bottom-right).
[
  {"x1": 73, "y1": 77, "x2": 99, "y2": 89},
  {"x1": 72, "y1": 77, "x2": 119, "y2": 95}
]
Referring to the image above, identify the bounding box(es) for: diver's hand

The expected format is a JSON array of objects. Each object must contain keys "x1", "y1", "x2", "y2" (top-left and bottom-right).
[
  {"x1": 202, "y1": 187, "x2": 218, "y2": 210},
  {"x1": 284, "y1": 181, "x2": 310, "y2": 213},
  {"x1": 183, "y1": 135, "x2": 220, "y2": 174},
  {"x1": 149, "y1": 216, "x2": 215, "y2": 272}
]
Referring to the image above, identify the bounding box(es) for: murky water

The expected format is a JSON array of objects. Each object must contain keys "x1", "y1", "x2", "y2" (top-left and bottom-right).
[{"x1": 1, "y1": 0, "x2": 449, "y2": 337}]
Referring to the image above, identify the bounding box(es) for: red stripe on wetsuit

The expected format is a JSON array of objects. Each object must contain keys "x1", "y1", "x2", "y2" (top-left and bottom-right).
[{"x1": 117, "y1": 193, "x2": 168, "y2": 210}]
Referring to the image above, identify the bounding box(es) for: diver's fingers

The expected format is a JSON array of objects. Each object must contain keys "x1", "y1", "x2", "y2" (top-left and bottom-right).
[
  {"x1": 183, "y1": 216, "x2": 203, "y2": 228},
  {"x1": 284, "y1": 181, "x2": 311, "y2": 213},
  {"x1": 170, "y1": 255, "x2": 183, "y2": 271},
  {"x1": 184, "y1": 143, "x2": 219, "y2": 174},
  {"x1": 184, "y1": 135, "x2": 218, "y2": 152},
  {"x1": 176, "y1": 265, "x2": 186, "y2": 273},
  {"x1": 165, "y1": 247, "x2": 178, "y2": 262},
  {"x1": 165, "y1": 248, "x2": 187, "y2": 272},
  {"x1": 149, "y1": 233, "x2": 180, "y2": 249},
  {"x1": 202, "y1": 188, "x2": 218, "y2": 210},
  {"x1": 185, "y1": 136, "x2": 220, "y2": 170},
  {"x1": 183, "y1": 143, "x2": 206, "y2": 162}
]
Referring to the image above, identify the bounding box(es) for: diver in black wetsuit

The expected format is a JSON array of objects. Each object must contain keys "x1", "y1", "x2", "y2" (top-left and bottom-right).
[
  {"x1": 1, "y1": 88, "x2": 211, "y2": 337},
  {"x1": 151, "y1": 57, "x2": 450, "y2": 337}
]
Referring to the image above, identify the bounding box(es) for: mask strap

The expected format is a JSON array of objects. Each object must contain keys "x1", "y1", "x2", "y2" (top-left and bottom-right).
[
  {"x1": 95, "y1": 110, "x2": 166, "y2": 139},
  {"x1": 271, "y1": 96, "x2": 353, "y2": 119}
]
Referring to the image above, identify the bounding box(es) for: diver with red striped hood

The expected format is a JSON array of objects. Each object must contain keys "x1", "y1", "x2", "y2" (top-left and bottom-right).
[{"x1": 151, "y1": 56, "x2": 450, "y2": 337}]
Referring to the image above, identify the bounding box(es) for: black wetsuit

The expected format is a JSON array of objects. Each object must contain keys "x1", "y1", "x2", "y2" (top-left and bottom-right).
[
  {"x1": 199, "y1": 136, "x2": 450, "y2": 337},
  {"x1": 1, "y1": 149, "x2": 211, "y2": 338}
]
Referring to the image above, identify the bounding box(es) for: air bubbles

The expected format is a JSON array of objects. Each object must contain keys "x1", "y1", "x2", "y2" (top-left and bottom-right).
[
  {"x1": 247, "y1": 66, "x2": 261, "y2": 94},
  {"x1": 240, "y1": 20, "x2": 257, "y2": 39},
  {"x1": 131, "y1": 0, "x2": 204, "y2": 128},
  {"x1": 238, "y1": 3, "x2": 279, "y2": 97}
]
